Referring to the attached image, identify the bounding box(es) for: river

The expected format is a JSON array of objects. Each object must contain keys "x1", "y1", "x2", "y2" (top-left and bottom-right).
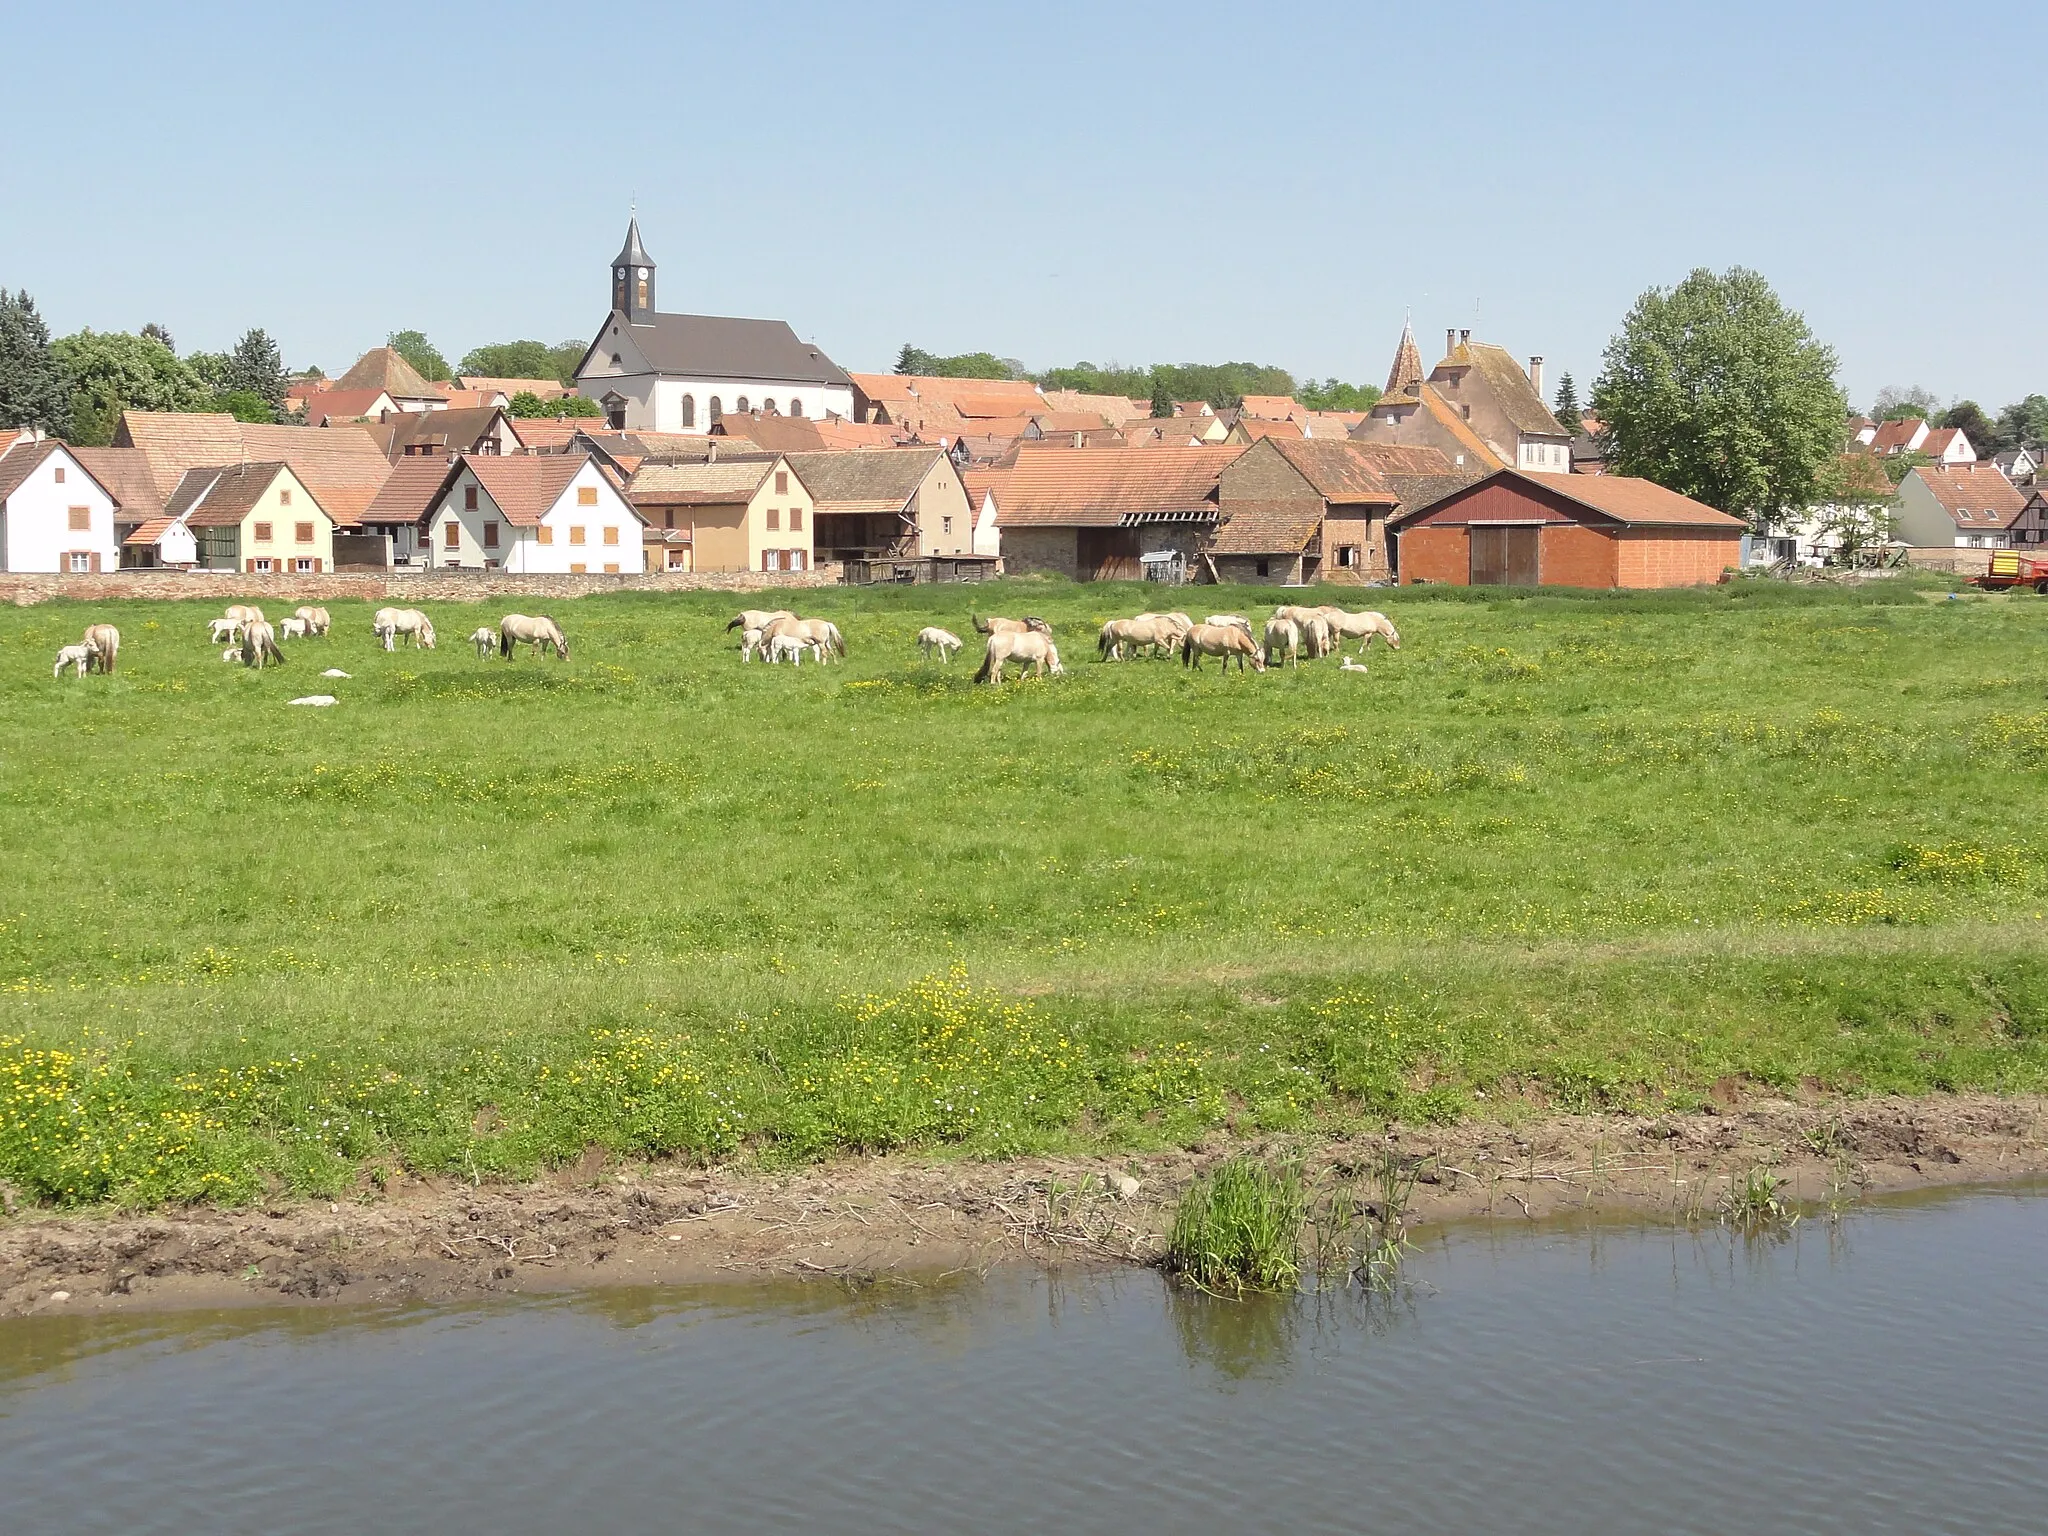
[{"x1": 3, "y1": 1187, "x2": 2044, "y2": 1533}]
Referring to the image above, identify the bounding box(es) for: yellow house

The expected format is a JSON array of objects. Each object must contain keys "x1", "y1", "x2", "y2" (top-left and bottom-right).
[
  {"x1": 624, "y1": 453, "x2": 816, "y2": 572},
  {"x1": 169, "y1": 461, "x2": 337, "y2": 573}
]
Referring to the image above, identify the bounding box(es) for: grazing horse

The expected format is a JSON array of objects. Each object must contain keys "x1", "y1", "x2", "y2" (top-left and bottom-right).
[
  {"x1": 726, "y1": 609, "x2": 793, "y2": 639},
  {"x1": 372, "y1": 607, "x2": 435, "y2": 651},
  {"x1": 225, "y1": 604, "x2": 264, "y2": 627},
  {"x1": 1263, "y1": 616, "x2": 1302, "y2": 669},
  {"x1": 279, "y1": 618, "x2": 310, "y2": 641},
  {"x1": 764, "y1": 615, "x2": 843, "y2": 661},
  {"x1": 81, "y1": 624, "x2": 119, "y2": 674},
  {"x1": 1098, "y1": 615, "x2": 1177, "y2": 661},
  {"x1": 500, "y1": 614, "x2": 569, "y2": 659},
  {"x1": 1135, "y1": 611, "x2": 1194, "y2": 647},
  {"x1": 222, "y1": 646, "x2": 244, "y2": 664},
  {"x1": 209, "y1": 617, "x2": 243, "y2": 646},
  {"x1": 1317, "y1": 606, "x2": 1400, "y2": 655},
  {"x1": 972, "y1": 612, "x2": 1051, "y2": 637},
  {"x1": 294, "y1": 606, "x2": 331, "y2": 636},
  {"x1": 973, "y1": 629, "x2": 1063, "y2": 683},
  {"x1": 1181, "y1": 621, "x2": 1265, "y2": 673},
  {"x1": 469, "y1": 627, "x2": 499, "y2": 658},
  {"x1": 1301, "y1": 615, "x2": 1334, "y2": 658},
  {"x1": 53, "y1": 643, "x2": 95, "y2": 678},
  {"x1": 917, "y1": 626, "x2": 963, "y2": 662},
  {"x1": 767, "y1": 632, "x2": 817, "y2": 665},
  {"x1": 241, "y1": 620, "x2": 285, "y2": 669},
  {"x1": 1203, "y1": 614, "x2": 1255, "y2": 638}
]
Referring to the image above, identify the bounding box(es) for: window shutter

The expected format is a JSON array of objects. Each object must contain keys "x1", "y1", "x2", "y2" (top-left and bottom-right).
[{"x1": 90, "y1": 551, "x2": 101, "y2": 573}]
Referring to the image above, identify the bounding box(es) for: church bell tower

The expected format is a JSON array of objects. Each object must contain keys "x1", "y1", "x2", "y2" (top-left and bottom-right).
[{"x1": 611, "y1": 217, "x2": 655, "y2": 322}]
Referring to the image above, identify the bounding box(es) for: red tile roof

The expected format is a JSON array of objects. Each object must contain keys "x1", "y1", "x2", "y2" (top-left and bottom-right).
[
  {"x1": 464, "y1": 454, "x2": 600, "y2": 526},
  {"x1": 1912, "y1": 464, "x2": 2025, "y2": 527},
  {"x1": 114, "y1": 411, "x2": 393, "y2": 526},
  {"x1": 1870, "y1": 418, "x2": 1926, "y2": 454},
  {"x1": 1528, "y1": 472, "x2": 1746, "y2": 527},
  {"x1": 994, "y1": 445, "x2": 1242, "y2": 526}
]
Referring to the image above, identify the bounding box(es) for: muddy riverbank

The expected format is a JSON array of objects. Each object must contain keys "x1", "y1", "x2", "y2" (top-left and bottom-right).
[{"x1": 3, "y1": 1092, "x2": 2041, "y2": 1317}]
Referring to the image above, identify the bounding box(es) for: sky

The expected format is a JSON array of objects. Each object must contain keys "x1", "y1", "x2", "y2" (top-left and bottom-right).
[{"x1": 3, "y1": 0, "x2": 2042, "y2": 411}]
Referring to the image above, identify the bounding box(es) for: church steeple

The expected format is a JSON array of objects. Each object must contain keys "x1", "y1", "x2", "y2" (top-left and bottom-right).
[
  {"x1": 1384, "y1": 317, "x2": 1424, "y2": 398},
  {"x1": 611, "y1": 218, "x2": 655, "y2": 321}
]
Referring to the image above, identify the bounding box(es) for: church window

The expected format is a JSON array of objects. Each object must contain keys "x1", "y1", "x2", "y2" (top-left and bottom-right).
[
  {"x1": 709, "y1": 397, "x2": 723, "y2": 422},
  {"x1": 680, "y1": 394, "x2": 695, "y2": 429},
  {"x1": 764, "y1": 398, "x2": 777, "y2": 414},
  {"x1": 737, "y1": 396, "x2": 750, "y2": 413},
  {"x1": 789, "y1": 398, "x2": 803, "y2": 417}
]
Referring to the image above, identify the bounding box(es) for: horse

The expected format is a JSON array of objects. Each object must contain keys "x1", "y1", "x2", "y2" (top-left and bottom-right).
[
  {"x1": 225, "y1": 604, "x2": 264, "y2": 627},
  {"x1": 1098, "y1": 615, "x2": 1178, "y2": 661},
  {"x1": 1317, "y1": 606, "x2": 1401, "y2": 655},
  {"x1": 917, "y1": 626, "x2": 963, "y2": 662},
  {"x1": 764, "y1": 615, "x2": 843, "y2": 661},
  {"x1": 294, "y1": 606, "x2": 331, "y2": 636},
  {"x1": 727, "y1": 608, "x2": 794, "y2": 638},
  {"x1": 1203, "y1": 614, "x2": 1255, "y2": 638},
  {"x1": 1181, "y1": 621, "x2": 1265, "y2": 673},
  {"x1": 469, "y1": 627, "x2": 499, "y2": 658},
  {"x1": 739, "y1": 625, "x2": 766, "y2": 662},
  {"x1": 241, "y1": 620, "x2": 285, "y2": 669},
  {"x1": 1263, "y1": 616, "x2": 1302, "y2": 669},
  {"x1": 222, "y1": 646, "x2": 244, "y2": 664},
  {"x1": 278, "y1": 618, "x2": 310, "y2": 641},
  {"x1": 973, "y1": 629, "x2": 1063, "y2": 683},
  {"x1": 208, "y1": 617, "x2": 243, "y2": 646},
  {"x1": 53, "y1": 643, "x2": 95, "y2": 678},
  {"x1": 81, "y1": 624, "x2": 119, "y2": 674},
  {"x1": 1135, "y1": 611, "x2": 1194, "y2": 646},
  {"x1": 767, "y1": 632, "x2": 817, "y2": 666},
  {"x1": 500, "y1": 614, "x2": 569, "y2": 659},
  {"x1": 1301, "y1": 615, "x2": 1334, "y2": 658},
  {"x1": 972, "y1": 613, "x2": 1051, "y2": 637},
  {"x1": 372, "y1": 608, "x2": 435, "y2": 651}
]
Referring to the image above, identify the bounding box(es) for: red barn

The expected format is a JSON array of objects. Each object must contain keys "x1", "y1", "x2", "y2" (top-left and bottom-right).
[{"x1": 1391, "y1": 469, "x2": 1745, "y2": 588}]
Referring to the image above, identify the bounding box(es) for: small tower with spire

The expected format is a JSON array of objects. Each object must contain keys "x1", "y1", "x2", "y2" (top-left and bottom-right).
[
  {"x1": 1384, "y1": 317, "x2": 1424, "y2": 399},
  {"x1": 611, "y1": 217, "x2": 656, "y2": 322}
]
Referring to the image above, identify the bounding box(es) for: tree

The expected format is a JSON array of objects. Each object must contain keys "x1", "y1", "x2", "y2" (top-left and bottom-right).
[
  {"x1": 49, "y1": 329, "x2": 210, "y2": 445},
  {"x1": 217, "y1": 389, "x2": 277, "y2": 424},
  {"x1": 222, "y1": 328, "x2": 288, "y2": 413},
  {"x1": 890, "y1": 344, "x2": 1018, "y2": 380},
  {"x1": 387, "y1": 329, "x2": 450, "y2": 383},
  {"x1": 1870, "y1": 384, "x2": 1939, "y2": 422},
  {"x1": 0, "y1": 289, "x2": 70, "y2": 433},
  {"x1": 1994, "y1": 394, "x2": 2048, "y2": 452},
  {"x1": 1551, "y1": 371, "x2": 1580, "y2": 430},
  {"x1": 1590, "y1": 267, "x2": 1845, "y2": 526},
  {"x1": 459, "y1": 339, "x2": 563, "y2": 382},
  {"x1": 895, "y1": 343, "x2": 936, "y2": 376},
  {"x1": 141, "y1": 321, "x2": 175, "y2": 353},
  {"x1": 1297, "y1": 377, "x2": 1382, "y2": 412},
  {"x1": 1150, "y1": 376, "x2": 1173, "y2": 417},
  {"x1": 508, "y1": 391, "x2": 600, "y2": 418},
  {"x1": 185, "y1": 351, "x2": 230, "y2": 393}
]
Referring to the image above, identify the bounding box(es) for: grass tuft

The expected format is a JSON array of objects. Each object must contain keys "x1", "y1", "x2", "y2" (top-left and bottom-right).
[{"x1": 1165, "y1": 1156, "x2": 1304, "y2": 1295}]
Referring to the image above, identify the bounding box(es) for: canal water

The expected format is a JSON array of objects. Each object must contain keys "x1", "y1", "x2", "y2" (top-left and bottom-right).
[{"x1": 3, "y1": 1188, "x2": 2044, "y2": 1534}]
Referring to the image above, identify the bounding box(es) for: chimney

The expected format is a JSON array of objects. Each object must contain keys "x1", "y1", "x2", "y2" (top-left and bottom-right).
[
  {"x1": 1445, "y1": 328, "x2": 1457, "y2": 357},
  {"x1": 1459, "y1": 329, "x2": 1471, "y2": 347},
  {"x1": 1529, "y1": 356, "x2": 1544, "y2": 395},
  {"x1": 707, "y1": 440, "x2": 719, "y2": 463}
]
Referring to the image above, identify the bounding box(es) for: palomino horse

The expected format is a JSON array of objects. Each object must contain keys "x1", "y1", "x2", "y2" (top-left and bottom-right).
[
  {"x1": 1181, "y1": 621, "x2": 1266, "y2": 673},
  {"x1": 373, "y1": 607, "x2": 435, "y2": 651},
  {"x1": 917, "y1": 626, "x2": 963, "y2": 662},
  {"x1": 1136, "y1": 612, "x2": 1195, "y2": 645},
  {"x1": 225, "y1": 604, "x2": 265, "y2": 628},
  {"x1": 764, "y1": 615, "x2": 844, "y2": 661},
  {"x1": 973, "y1": 629, "x2": 1063, "y2": 683},
  {"x1": 727, "y1": 609, "x2": 794, "y2": 640},
  {"x1": 208, "y1": 617, "x2": 243, "y2": 646},
  {"x1": 1263, "y1": 616, "x2": 1302, "y2": 669},
  {"x1": 53, "y1": 643, "x2": 95, "y2": 678},
  {"x1": 500, "y1": 614, "x2": 569, "y2": 659},
  {"x1": 1204, "y1": 614, "x2": 1255, "y2": 637},
  {"x1": 767, "y1": 632, "x2": 818, "y2": 665},
  {"x1": 972, "y1": 613, "x2": 1051, "y2": 637},
  {"x1": 241, "y1": 620, "x2": 285, "y2": 669},
  {"x1": 81, "y1": 624, "x2": 119, "y2": 674},
  {"x1": 469, "y1": 627, "x2": 499, "y2": 658},
  {"x1": 1317, "y1": 606, "x2": 1400, "y2": 655},
  {"x1": 294, "y1": 606, "x2": 332, "y2": 636},
  {"x1": 1097, "y1": 615, "x2": 1179, "y2": 661}
]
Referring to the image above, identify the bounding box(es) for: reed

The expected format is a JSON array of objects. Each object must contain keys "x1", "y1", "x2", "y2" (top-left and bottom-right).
[{"x1": 1165, "y1": 1156, "x2": 1304, "y2": 1295}]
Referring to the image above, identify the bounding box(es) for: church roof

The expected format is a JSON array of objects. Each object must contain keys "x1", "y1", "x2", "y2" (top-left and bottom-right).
[
  {"x1": 585, "y1": 311, "x2": 853, "y2": 388},
  {"x1": 613, "y1": 217, "x2": 653, "y2": 270},
  {"x1": 1384, "y1": 320, "x2": 1425, "y2": 397}
]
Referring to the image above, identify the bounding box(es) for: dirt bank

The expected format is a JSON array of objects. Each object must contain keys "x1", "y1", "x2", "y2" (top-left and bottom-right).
[{"x1": 3, "y1": 1093, "x2": 2042, "y2": 1317}]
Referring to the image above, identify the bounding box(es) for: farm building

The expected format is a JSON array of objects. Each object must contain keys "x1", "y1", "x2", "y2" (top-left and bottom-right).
[
  {"x1": 1212, "y1": 438, "x2": 1475, "y2": 584},
  {"x1": 785, "y1": 447, "x2": 977, "y2": 563},
  {"x1": 994, "y1": 445, "x2": 1244, "y2": 580},
  {"x1": 1390, "y1": 469, "x2": 1744, "y2": 588},
  {"x1": 626, "y1": 453, "x2": 813, "y2": 573}
]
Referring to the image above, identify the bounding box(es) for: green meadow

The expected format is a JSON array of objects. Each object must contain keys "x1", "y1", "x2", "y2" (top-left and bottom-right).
[{"x1": 4, "y1": 575, "x2": 2048, "y2": 1207}]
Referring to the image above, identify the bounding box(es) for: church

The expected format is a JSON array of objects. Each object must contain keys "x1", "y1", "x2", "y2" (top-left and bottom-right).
[{"x1": 574, "y1": 220, "x2": 855, "y2": 434}]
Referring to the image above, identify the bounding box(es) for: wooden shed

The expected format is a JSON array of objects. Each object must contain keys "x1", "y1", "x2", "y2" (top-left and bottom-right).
[{"x1": 1390, "y1": 469, "x2": 1744, "y2": 588}]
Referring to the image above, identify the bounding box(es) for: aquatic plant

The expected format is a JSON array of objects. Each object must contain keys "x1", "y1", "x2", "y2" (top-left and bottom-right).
[
  {"x1": 1719, "y1": 1165, "x2": 1799, "y2": 1234},
  {"x1": 1165, "y1": 1156, "x2": 1304, "y2": 1295}
]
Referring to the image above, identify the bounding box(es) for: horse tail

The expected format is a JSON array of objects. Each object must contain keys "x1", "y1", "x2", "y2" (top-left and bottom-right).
[
  {"x1": 500, "y1": 627, "x2": 513, "y2": 659},
  {"x1": 973, "y1": 645, "x2": 994, "y2": 684},
  {"x1": 971, "y1": 612, "x2": 992, "y2": 634},
  {"x1": 724, "y1": 615, "x2": 743, "y2": 631}
]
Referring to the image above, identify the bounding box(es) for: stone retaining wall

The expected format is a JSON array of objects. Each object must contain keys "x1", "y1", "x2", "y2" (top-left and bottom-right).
[{"x1": 1, "y1": 565, "x2": 846, "y2": 607}]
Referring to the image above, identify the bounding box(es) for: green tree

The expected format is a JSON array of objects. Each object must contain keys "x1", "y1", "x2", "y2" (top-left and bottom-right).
[
  {"x1": 1149, "y1": 376, "x2": 1173, "y2": 417},
  {"x1": 1296, "y1": 377, "x2": 1382, "y2": 412},
  {"x1": 185, "y1": 351, "x2": 230, "y2": 393},
  {"x1": 891, "y1": 344, "x2": 1019, "y2": 380},
  {"x1": 141, "y1": 321, "x2": 175, "y2": 353},
  {"x1": 1551, "y1": 371, "x2": 1580, "y2": 430},
  {"x1": 1591, "y1": 266, "x2": 1845, "y2": 526},
  {"x1": 387, "y1": 329, "x2": 451, "y2": 383},
  {"x1": 1936, "y1": 399, "x2": 1994, "y2": 452},
  {"x1": 0, "y1": 289, "x2": 70, "y2": 433},
  {"x1": 49, "y1": 329, "x2": 211, "y2": 445},
  {"x1": 508, "y1": 391, "x2": 600, "y2": 418},
  {"x1": 896, "y1": 343, "x2": 936, "y2": 376},
  {"x1": 1870, "y1": 384, "x2": 1939, "y2": 422},
  {"x1": 459, "y1": 340, "x2": 554, "y2": 381},
  {"x1": 1994, "y1": 394, "x2": 2048, "y2": 452},
  {"x1": 222, "y1": 328, "x2": 288, "y2": 413},
  {"x1": 217, "y1": 389, "x2": 277, "y2": 424}
]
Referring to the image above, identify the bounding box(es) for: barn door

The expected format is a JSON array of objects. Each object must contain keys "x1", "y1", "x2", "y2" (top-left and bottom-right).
[
  {"x1": 1078, "y1": 528, "x2": 1141, "y2": 582},
  {"x1": 1469, "y1": 526, "x2": 1506, "y2": 585},
  {"x1": 1504, "y1": 527, "x2": 1540, "y2": 585}
]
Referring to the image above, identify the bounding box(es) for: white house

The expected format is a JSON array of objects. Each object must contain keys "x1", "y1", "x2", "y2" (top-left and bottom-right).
[
  {"x1": 420, "y1": 453, "x2": 645, "y2": 573},
  {"x1": 0, "y1": 433, "x2": 121, "y2": 572},
  {"x1": 573, "y1": 219, "x2": 855, "y2": 434}
]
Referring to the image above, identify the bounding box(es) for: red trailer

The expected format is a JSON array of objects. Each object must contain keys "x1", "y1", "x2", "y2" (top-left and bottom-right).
[{"x1": 1973, "y1": 551, "x2": 2048, "y2": 593}]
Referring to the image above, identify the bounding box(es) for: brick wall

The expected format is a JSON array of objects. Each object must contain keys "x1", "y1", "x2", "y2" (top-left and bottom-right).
[
  {"x1": 1613, "y1": 530, "x2": 1739, "y2": 588},
  {"x1": 1000, "y1": 527, "x2": 1081, "y2": 579},
  {"x1": 0, "y1": 565, "x2": 845, "y2": 608},
  {"x1": 1395, "y1": 525, "x2": 1469, "y2": 584},
  {"x1": 1212, "y1": 553, "x2": 1304, "y2": 585},
  {"x1": 1539, "y1": 523, "x2": 1620, "y2": 587}
]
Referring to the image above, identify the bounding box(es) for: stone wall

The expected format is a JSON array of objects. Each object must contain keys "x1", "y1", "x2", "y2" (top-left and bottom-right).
[
  {"x1": 0, "y1": 565, "x2": 846, "y2": 607},
  {"x1": 999, "y1": 528, "x2": 1081, "y2": 580}
]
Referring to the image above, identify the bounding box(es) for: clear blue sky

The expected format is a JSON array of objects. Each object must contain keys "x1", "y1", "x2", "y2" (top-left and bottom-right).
[{"x1": 3, "y1": 0, "x2": 2040, "y2": 411}]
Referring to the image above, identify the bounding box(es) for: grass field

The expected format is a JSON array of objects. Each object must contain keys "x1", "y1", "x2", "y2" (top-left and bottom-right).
[{"x1": 5, "y1": 574, "x2": 2048, "y2": 1208}]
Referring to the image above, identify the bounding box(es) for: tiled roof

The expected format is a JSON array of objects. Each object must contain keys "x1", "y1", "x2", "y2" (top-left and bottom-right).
[
  {"x1": 122, "y1": 515, "x2": 179, "y2": 547},
  {"x1": 1920, "y1": 427, "x2": 1969, "y2": 459},
  {"x1": 1527, "y1": 472, "x2": 1747, "y2": 528},
  {"x1": 360, "y1": 457, "x2": 456, "y2": 525},
  {"x1": 596, "y1": 312, "x2": 852, "y2": 386},
  {"x1": 1239, "y1": 419, "x2": 1305, "y2": 441},
  {"x1": 465, "y1": 454, "x2": 609, "y2": 526},
  {"x1": 1036, "y1": 389, "x2": 1148, "y2": 424},
  {"x1": 304, "y1": 389, "x2": 396, "y2": 424},
  {"x1": 458, "y1": 377, "x2": 568, "y2": 399},
  {"x1": 785, "y1": 447, "x2": 943, "y2": 513},
  {"x1": 0, "y1": 437, "x2": 73, "y2": 504},
  {"x1": 336, "y1": 347, "x2": 444, "y2": 399},
  {"x1": 962, "y1": 467, "x2": 1009, "y2": 507},
  {"x1": 1870, "y1": 418, "x2": 1926, "y2": 454},
  {"x1": 510, "y1": 417, "x2": 610, "y2": 451},
  {"x1": 626, "y1": 456, "x2": 779, "y2": 506},
  {"x1": 995, "y1": 445, "x2": 1241, "y2": 527},
  {"x1": 377, "y1": 407, "x2": 516, "y2": 460},
  {"x1": 1384, "y1": 320, "x2": 1425, "y2": 396},
  {"x1": 70, "y1": 446, "x2": 164, "y2": 519},
  {"x1": 1300, "y1": 411, "x2": 1368, "y2": 437},
  {"x1": 1911, "y1": 464, "x2": 2025, "y2": 527},
  {"x1": 1031, "y1": 410, "x2": 1116, "y2": 433},
  {"x1": 171, "y1": 463, "x2": 311, "y2": 528},
  {"x1": 1209, "y1": 497, "x2": 1325, "y2": 554},
  {"x1": 115, "y1": 411, "x2": 393, "y2": 526},
  {"x1": 1123, "y1": 422, "x2": 1212, "y2": 448},
  {"x1": 1264, "y1": 438, "x2": 1402, "y2": 504},
  {"x1": 1238, "y1": 395, "x2": 1303, "y2": 421},
  {"x1": 1453, "y1": 342, "x2": 1571, "y2": 439}
]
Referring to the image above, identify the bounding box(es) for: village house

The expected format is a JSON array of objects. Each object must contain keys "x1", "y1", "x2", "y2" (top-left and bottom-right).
[
  {"x1": 359, "y1": 407, "x2": 523, "y2": 461},
  {"x1": 114, "y1": 411, "x2": 394, "y2": 530},
  {"x1": 1211, "y1": 438, "x2": 1473, "y2": 584},
  {"x1": 1893, "y1": 463, "x2": 2025, "y2": 549},
  {"x1": 303, "y1": 388, "x2": 399, "y2": 425},
  {"x1": 994, "y1": 445, "x2": 1243, "y2": 580},
  {"x1": 454, "y1": 376, "x2": 571, "y2": 406},
  {"x1": 1356, "y1": 324, "x2": 1572, "y2": 475},
  {"x1": 332, "y1": 347, "x2": 448, "y2": 412},
  {"x1": 625, "y1": 453, "x2": 812, "y2": 573},
  {"x1": 1992, "y1": 447, "x2": 2039, "y2": 486},
  {"x1": 167, "y1": 462, "x2": 336, "y2": 574},
  {"x1": 1748, "y1": 452, "x2": 1898, "y2": 567},
  {"x1": 2007, "y1": 488, "x2": 2048, "y2": 550},
  {"x1": 575, "y1": 220, "x2": 854, "y2": 432},
  {"x1": 784, "y1": 447, "x2": 977, "y2": 564},
  {"x1": 851, "y1": 374, "x2": 1045, "y2": 440},
  {"x1": 68, "y1": 446, "x2": 176, "y2": 567},
  {"x1": 0, "y1": 434, "x2": 122, "y2": 572},
  {"x1": 423, "y1": 454, "x2": 645, "y2": 573},
  {"x1": 1391, "y1": 469, "x2": 1744, "y2": 588},
  {"x1": 1035, "y1": 389, "x2": 1148, "y2": 425}
]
